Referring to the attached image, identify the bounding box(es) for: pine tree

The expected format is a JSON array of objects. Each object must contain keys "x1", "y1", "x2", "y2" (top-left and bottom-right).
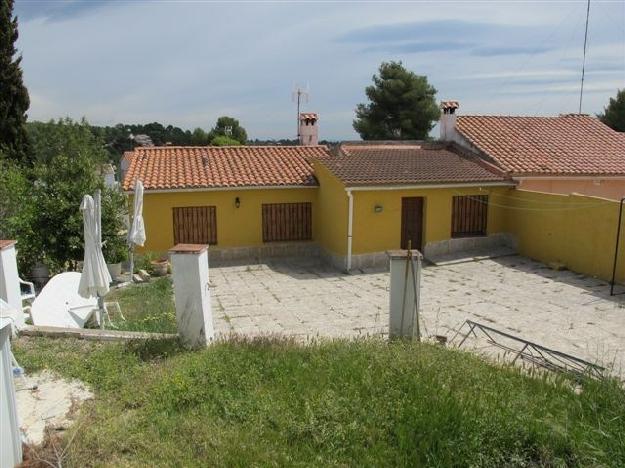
[
  {"x1": 598, "y1": 89, "x2": 625, "y2": 133},
  {"x1": 0, "y1": 0, "x2": 30, "y2": 164},
  {"x1": 353, "y1": 62, "x2": 440, "y2": 140}
]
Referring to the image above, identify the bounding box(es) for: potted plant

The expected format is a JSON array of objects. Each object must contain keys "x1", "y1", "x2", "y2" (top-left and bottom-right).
[
  {"x1": 103, "y1": 237, "x2": 128, "y2": 280},
  {"x1": 100, "y1": 187, "x2": 129, "y2": 280}
]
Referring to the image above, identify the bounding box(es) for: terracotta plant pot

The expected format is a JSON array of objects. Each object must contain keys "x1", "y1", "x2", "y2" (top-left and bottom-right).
[
  {"x1": 151, "y1": 260, "x2": 169, "y2": 277},
  {"x1": 107, "y1": 262, "x2": 122, "y2": 280}
]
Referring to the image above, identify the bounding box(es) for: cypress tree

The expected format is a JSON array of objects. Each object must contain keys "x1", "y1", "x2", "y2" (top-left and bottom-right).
[{"x1": 0, "y1": 0, "x2": 30, "y2": 164}]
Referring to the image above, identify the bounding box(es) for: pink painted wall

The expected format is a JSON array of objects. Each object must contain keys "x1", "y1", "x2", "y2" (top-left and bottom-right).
[{"x1": 517, "y1": 178, "x2": 625, "y2": 201}]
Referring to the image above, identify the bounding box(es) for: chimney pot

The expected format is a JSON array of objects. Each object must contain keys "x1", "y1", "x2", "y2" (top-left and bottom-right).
[
  {"x1": 439, "y1": 101, "x2": 459, "y2": 141},
  {"x1": 299, "y1": 112, "x2": 319, "y2": 146}
]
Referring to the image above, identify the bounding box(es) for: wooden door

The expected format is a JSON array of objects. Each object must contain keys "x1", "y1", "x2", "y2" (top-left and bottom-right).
[{"x1": 401, "y1": 197, "x2": 424, "y2": 250}]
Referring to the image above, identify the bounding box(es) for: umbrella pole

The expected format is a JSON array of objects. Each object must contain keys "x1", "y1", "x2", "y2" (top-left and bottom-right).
[
  {"x1": 129, "y1": 246, "x2": 134, "y2": 283},
  {"x1": 97, "y1": 294, "x2": 105, "y2": 329}
]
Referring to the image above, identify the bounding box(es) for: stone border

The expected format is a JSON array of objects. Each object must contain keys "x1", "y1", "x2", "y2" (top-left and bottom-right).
[{"x1": 20, "y1": 325, "x2": 177, "y2": 342}]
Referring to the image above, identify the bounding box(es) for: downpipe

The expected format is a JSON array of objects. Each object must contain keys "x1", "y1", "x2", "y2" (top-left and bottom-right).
[
  {"x1": 610, "y1": 197, "x2": 625, "y2": 296},
  {"x1": 346, "y1": 190, "x2": 353, "y2": 272}
]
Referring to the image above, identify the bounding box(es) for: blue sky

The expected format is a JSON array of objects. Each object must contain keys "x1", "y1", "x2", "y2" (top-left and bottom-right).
[{"x1": 14, "y1": 0, "x2": 625, "y2": 140}]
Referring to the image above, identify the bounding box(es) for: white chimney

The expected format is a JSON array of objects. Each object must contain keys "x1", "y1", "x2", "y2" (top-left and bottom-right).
[
  {"x1": 439, "y1": 101, "x2": 459, "y2": 141},
  {"x1": 299, "y1": 113, "x2": 319, "y2": 146}
]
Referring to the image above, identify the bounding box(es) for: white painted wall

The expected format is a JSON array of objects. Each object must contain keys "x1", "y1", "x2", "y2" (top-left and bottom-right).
[{"x1": 0, "y1": 242, "x2": 25, "y2": 331}]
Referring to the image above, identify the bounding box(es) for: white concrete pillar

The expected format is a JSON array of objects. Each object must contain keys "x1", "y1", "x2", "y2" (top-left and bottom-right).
[
  {"x1": 387, "y1": 249, "x2": 422, "y2": 339},
  {"x1": 0, "y1": 318, "x2": 22, "y2": 467},
  {"x1": 169, "y1": 244, "x2": 213, "y2": 348},
  {"x1": 0, "y1": 240, "x2": 24, "y2": 330}
]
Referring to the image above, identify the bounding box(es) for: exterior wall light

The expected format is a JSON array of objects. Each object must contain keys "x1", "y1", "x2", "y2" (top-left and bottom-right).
[
  {"x1": 235, "y1": 197, "x2": 241, "y2": 208},
  {"x1": 374, "y1": 204, "x2": 383, "y2": 213}
]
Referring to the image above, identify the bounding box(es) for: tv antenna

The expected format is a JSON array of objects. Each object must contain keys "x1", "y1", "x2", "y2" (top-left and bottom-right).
[
  {"x1": 578, "y1": 0, "x2": 591, "y2": 114},
  {"x1": 292, "y1": 84, "x2": 309, "y2": 139}
]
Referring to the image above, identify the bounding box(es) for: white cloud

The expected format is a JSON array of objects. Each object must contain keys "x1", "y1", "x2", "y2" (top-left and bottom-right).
[{"x1": 14, "y1": 0, "x2": 625, "y2": 139}]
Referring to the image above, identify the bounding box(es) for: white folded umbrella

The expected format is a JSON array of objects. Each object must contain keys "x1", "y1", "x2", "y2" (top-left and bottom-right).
[
  {"x1": 128, "y1": 179, "x2": 146, "y2": 247},
  {"x1": 128, "y1": 179, "x2": 146, "y2": 280},
  {"x1": 78, "y1": 193, "x2": 112, "y2": 301}
]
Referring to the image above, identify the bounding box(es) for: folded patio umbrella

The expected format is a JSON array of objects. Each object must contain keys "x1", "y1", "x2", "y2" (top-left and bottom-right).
[
  {"x1": 128, "y1": 179, "x2": 146, "y2": 280},
  {"x1": 78, "y1": 192, "x2": 112, "y2": 327}
]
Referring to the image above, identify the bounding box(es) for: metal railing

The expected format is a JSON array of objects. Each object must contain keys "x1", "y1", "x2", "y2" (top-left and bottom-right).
[{"x1": 450, "y1": 320, "x2": 605, "y2": 380}]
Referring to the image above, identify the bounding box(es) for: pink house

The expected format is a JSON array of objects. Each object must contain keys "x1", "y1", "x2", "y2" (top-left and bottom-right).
[{"x1": 439, "y1": 101, "x2": 625, "y2": 200}]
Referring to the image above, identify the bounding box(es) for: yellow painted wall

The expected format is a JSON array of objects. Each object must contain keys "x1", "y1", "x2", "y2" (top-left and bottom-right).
[
  {"x1": 313, "y1": 160, "x2": 512, "y2": 256},
  {"x1": 350, "y1": 186, "x2": 512, "y2": 254},
  {"x1": 314, "y1": 162, "x2": 348, "y2": 255},
  {"x1": 499, "y1": 190, "x2": 625, "y2": 282},
  {"x1": 517, "y1": 178, "x2": 625, "y2": 201},
  {"x1": 138, "y1": 188, "x2": 318, "y2": 253}
]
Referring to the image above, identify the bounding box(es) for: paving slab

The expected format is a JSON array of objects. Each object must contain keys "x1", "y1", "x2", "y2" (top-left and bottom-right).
[{"x1": 210, "y1": 255, "x2": 625, "y2": 374}]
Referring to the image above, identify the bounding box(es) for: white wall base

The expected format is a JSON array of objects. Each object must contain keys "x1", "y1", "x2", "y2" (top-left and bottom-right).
[{"x1": 209, "y1": 242, "x2": 320, "y2": 265}]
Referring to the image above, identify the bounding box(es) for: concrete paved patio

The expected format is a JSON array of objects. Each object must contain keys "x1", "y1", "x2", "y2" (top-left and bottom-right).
[{"x1": 210, "y1": 255, "x2": 625, "y2": 373}]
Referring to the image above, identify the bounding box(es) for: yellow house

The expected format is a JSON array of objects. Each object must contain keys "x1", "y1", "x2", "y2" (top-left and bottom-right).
[
  {"x1": 315, "y1": 142, "x2": 514, "y2": 270},
  {"x1": 122, "y1": 141, "x2": 514, "y2": 271},
  {"x1": 122, "y1": 145, "x2": 329, "y2": 262}
]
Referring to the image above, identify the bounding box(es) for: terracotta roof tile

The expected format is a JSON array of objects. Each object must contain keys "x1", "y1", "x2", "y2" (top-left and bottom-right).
[
  {"x1": 322, "y1": 143, "x2": 508, "y2": 187},
  {"x1": 0, "y1": 240, "x2": 17, "y2": 250},
  {"x1": 122, "y1": 146, "x2": 331, "y2": 191},
  {"x1": 440, "y1": 100, "x2": 460, "y2": 110},
  {"x1": 456, "y1": 114, "x2": 625, "y2": 176}
]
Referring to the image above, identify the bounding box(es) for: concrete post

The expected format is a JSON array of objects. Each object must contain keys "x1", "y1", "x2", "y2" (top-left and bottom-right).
[
  {"x1": 0, "y1": 318, "x2": 22, "y2": 467},
  {"x1": 169, "y1": 244, "x2": 213, "y2": 348},
  {"x1": 387, "y1": 249, "x2": 422, "y2": 339},
  {"x1": 0, "y1": 240, "x2": 24, "y2": 330}
]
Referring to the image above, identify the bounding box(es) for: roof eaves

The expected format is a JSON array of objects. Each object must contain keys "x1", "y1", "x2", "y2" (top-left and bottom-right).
[{"x1": 343, "y1": 180, "x2": 516, "y2": 190}]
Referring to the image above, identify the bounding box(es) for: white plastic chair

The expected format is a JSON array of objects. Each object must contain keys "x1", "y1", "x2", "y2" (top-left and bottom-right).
[{"x1": 19, "y1": 278, "x2": 35, "y2": 302}]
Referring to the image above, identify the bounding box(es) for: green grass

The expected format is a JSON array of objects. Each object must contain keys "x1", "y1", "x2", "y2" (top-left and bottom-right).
[
  {"x1": 105, "y1": 277, "x2": 176, "y2": 333},
  {"x1": 13, "y1": 336, "x2": 625, "y2": 467}
]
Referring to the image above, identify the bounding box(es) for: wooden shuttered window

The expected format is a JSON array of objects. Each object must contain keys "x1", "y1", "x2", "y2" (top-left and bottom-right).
[
  {"x1": 172, "y1": 206, "x2": 217, "y2": 245},
  {"x1": 262, "y1": 203, "x2": 312, "y2": 242},
  {"x1": 451, "y1": 195, "x2": 488, "y2": 238}
]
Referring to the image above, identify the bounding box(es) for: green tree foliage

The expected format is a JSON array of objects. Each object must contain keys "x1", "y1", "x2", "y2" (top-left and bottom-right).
[
  {"x1": 89, "y1": 122, "x2": 212, "y2": 163},
  {"x1": 27, "y1": 118, "x2": 109, "y2": 164},
  {"x1": 28, "y1": 150, "x2": 102, "y2": 271},
  {"x1": 598, "y1": 89, "x2": 625, "y2": 132},
  {"x1": 208, "y1": 116, "x2": 248, "y2": 145},
  {"x1": 101, "y1": 188, "x2": 129, "y2": 264},
  {"x1": 191, "y1": 127, "x2": 210, "y2": 145},
  {"x1": 8, "y1": 119, "x2": 128, "y2": 273},
  {"x1": 0, "y1": 0, "x2": 30, "y2": 164},
  {"x1": 210, "y1": 135, "x2": 242, "y2": 147},
  {"x1": 353, "y1": 61, "x2": 440, "y2": 140},
  {"x1": 0, "y1": 155, "x2": 30, "y2": 240}
]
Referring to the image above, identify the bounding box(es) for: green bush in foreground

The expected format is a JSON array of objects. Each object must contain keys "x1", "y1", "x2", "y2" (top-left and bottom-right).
[{"x1": 14, "y1": 337, "x2": 625, "y2": 467}]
